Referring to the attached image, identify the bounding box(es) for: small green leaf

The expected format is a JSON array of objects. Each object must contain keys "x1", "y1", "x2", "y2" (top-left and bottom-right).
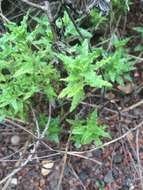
[
  {"x1": 70, "y1": 111, "x2": 110, "y2": 147},
  {"x1": 70, "y1": 89, "x2": 84, "y2": 112}
]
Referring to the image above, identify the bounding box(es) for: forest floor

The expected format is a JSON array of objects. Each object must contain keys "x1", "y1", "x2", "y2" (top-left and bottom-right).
[{"x1": 0, "y1": 0, "x2": 143, "y2": 190}]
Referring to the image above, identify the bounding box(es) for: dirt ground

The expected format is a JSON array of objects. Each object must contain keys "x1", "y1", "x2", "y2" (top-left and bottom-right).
[{"x1": 1, "y1": 0, "x2": 143, "y2": 190}]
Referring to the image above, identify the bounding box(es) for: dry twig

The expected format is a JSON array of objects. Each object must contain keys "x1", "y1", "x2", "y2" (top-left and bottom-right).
[
  {"x1": 136, "y1": 130, "x2": 143, "y2": 190},
  {"x1": 0, "y1": 103, "x2": 52, "y2": 185},
  {"x1": 69, "y1": 120, "x2": 143, "y2": 154}
]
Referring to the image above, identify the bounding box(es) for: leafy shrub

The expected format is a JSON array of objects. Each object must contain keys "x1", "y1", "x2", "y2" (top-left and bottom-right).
[
  {"x1": 111, "y1": 0, "x2": 133, "y2": 13},
  {"x1": 102, "y1": 36, "x2": 135, "y2": 85},
  {"x1": 69, "y1": 111, "x2": 110, "y2": 147},
  {"x1": 133, "y1": 27, "x2": 143, "y2": 52},
  {"x1": 57, "y1": 40, "x2": 112, "y2": 112},
  {"x1": 38, "y1": 114, "x2": 61, "y2": 143},
  {"x1": 56, "y1": 12, "x2": 92, "y2": 39},
  {"x1": 90, "y1": 8, "x2": 107, "y2": 29},
  {"x1": 0, "y1": 15, "x2": 59, "y2": 119},
  {"x1": 57, "y1": 37, "x2": 134, "y2": 111},
  {"x1": 0, "y1": 11, "x2": 135, "y2": 146}
]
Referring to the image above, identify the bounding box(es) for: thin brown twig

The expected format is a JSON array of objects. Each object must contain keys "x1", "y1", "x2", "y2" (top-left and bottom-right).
[
  {"x1": 57, "y1": 134, "x2": 71, "y2": 190},
  {"x1": 41, "y1": 103, "x2": 52, "y2": 138},
  {"x1": 0, "y1": 140, "x2": 35, "y2": 185},
  {"x1": 0, "y1": 103, "x2": 52, "y2": 185},
  {"x1": 69, "y1": 163, "x2": 87, "y2": 190},
  {"x1": 124, "y1": 127, "x2": 139, "y2": 175},
  {"x1": 44, "y1": 1, "x2": 59, "y2": 42},
  {"x1": 6, "y1": 116, "x2": 29, "y2": 125},
  {"x1": 5, "y1": 118, "x2": 38, "y2": 140},
  {"x1": 88, "y1": 98, "x2": 143, "y2": 120},
  {"x1": 66, "y1": 152, "x2": 102, "y2": 165},
  {"x1": 0, "y1": 0, "x2": 10, "y2": 23},
  {"x1": 136, "y1": 130, "x2": 143, "y2": 190},
  {"x1": 31, "y1": 107, "x2": 40, "y2": 138},
  {"x1": 2, "y1": 139, "x2": 30, "y2": 190},
  {"x1": 68, "y1": 120, "x2": 143, "y2": 154},
  {"x1": 20, "y1": 0, "x2": 45, "y2": 10},
  {"x1": 5, "y1": 117, "x2": 54, "y2": 151},
  {"x1": 122, "y1": 99, "x2": 143, "y2": 113},
  {"x1": 0, "y1": 152, "x2": 61, "y2": 162},
  {"x1": 63, "y1": 4, "x2": 84, "y2": 41}
]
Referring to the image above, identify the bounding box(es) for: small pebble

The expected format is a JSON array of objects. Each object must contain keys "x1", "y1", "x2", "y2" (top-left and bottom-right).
[
  {"x1": 11, "y1": 178, "x2": 18, "y2": 185},
  {"x1": 11, "y1": 135, "x2": 20, "y2": 146},
  {"x1": 41, "y1": 160, "x2": 54, "y2": 176}
]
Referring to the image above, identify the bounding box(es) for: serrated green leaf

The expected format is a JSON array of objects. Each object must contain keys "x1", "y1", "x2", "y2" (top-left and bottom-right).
[{"x1": 70, "y1": 89, "x2": 84, "y2": 112}]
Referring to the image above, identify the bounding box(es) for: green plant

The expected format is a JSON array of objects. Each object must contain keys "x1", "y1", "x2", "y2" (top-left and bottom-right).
[
  {"x1": 112, "y1": 0, "x2": 133, "y2": 13},
  {"x1": 69, "y1": 111, "x2": 110, "y2": 147},
  {"x1": 90, "y1": 8, "x2": 107, "y2": 29},
  {"x1": 0, "y1": 15, "x2": 59, "y2": 120},
  {"x1": 57, "y1": 40, "x2": 112, "y2": 112},
  {"x1": 96, "y1": 180, "x2": 105, "y2": 190},
  {"x1": 102, "y1": 36, "x2": 135, "y2": 85},
  {"x1": 38, "y1": 114, "x2": 61, "y2": 143},
  {"x1": 133, "y1": 27, "x2": 143, "y2": 52},
  {"x1": 0, "y1": 9, "x2": 135, "y2": 146},
  {"x1": 57, "y1": 36, "x2": 134, "y2": 111},
  {"x1": 56, "y1": 11, "x2": 92, "y2": 40}
]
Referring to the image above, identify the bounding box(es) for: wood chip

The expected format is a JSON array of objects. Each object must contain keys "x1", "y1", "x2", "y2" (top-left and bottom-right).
[{"x1": 41, "y1": 160, "x2": 54, "y2": 176}]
